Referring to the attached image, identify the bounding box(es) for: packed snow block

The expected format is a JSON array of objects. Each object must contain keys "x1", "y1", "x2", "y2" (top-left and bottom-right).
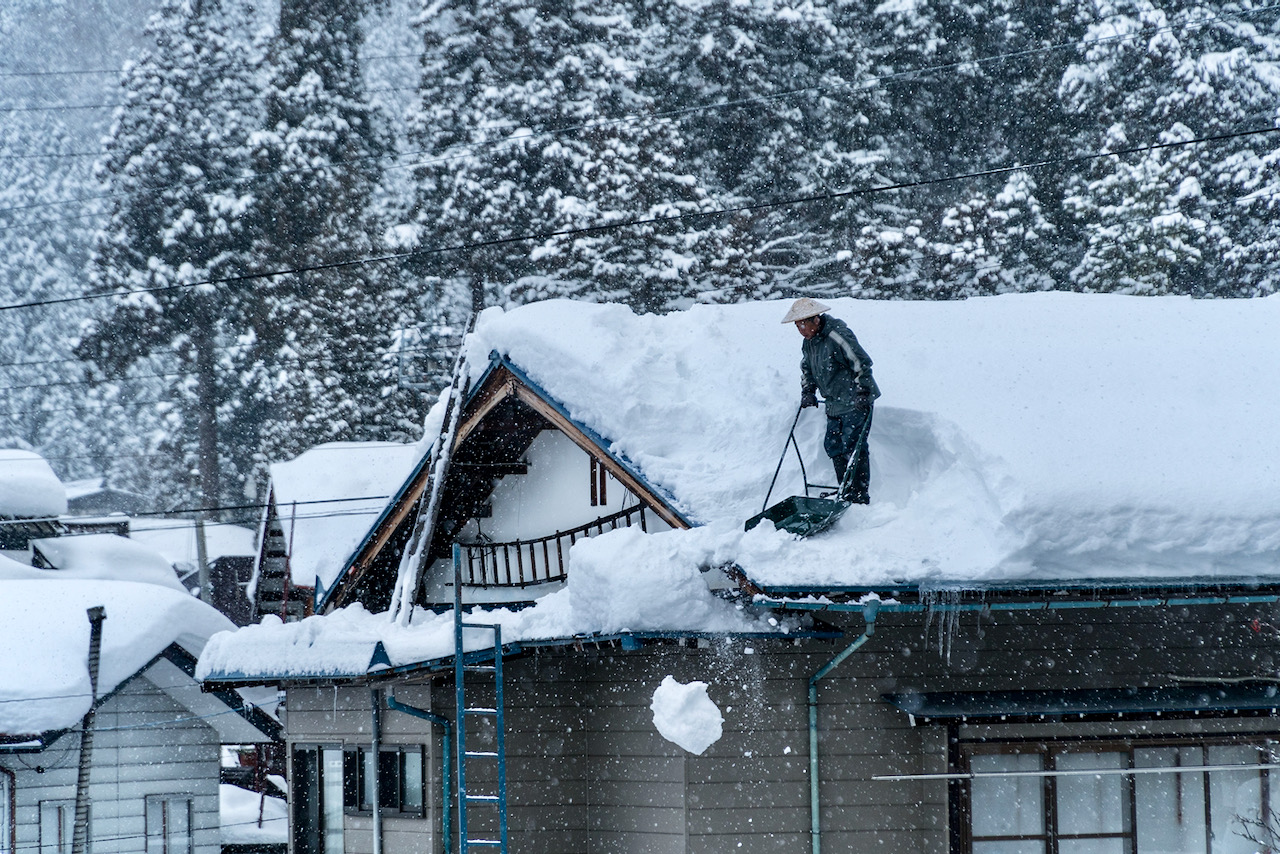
[{"x1": 650, "y1": 675, "x2": 723, "y2": 755}]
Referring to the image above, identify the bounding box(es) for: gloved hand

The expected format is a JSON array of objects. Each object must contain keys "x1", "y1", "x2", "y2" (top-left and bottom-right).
[{"x1": 800, "y1": 391, "x2": 818, "y2": 409}]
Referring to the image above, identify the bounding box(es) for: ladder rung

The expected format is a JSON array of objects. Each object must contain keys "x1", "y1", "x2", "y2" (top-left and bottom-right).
[
  {"x1": 465, "y1": 664, "x2": 496, "y2": 672},
  {"x1": 464, "y1": 707, "x2": 498, "y2": 715},
  {"x1": 466, "y1": 750, "x2": 499, "y2": 757},
  {"x1": 465, "y1": 794, "x2": 501, "y2": 802},
  {"x1": 465, "y1": 840, "x2": 502, "y2": 847}
]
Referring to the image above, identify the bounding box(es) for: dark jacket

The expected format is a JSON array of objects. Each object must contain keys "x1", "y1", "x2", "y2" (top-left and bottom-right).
[{"x1": 800, "y1": 315, "x2": 881, "y2": 416}]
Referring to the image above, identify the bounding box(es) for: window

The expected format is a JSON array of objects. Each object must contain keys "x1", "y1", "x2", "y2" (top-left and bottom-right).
[
  {"x1": 39, "y1": 800, "x2": 86, "y2": 854},
  {"x1": 291, "y1": 746, "x2": 348, "y2": 854},
  {"x1": 589, "y1": 457, "x2": 608, "y2": 506},
  {"x1": 350, "y1": 746, "x2": 427, "y2": 816},
  {"x1": 145, "y1": 796, "x2": 193, "y2": 854},
  {"x1": 964, "y1": 739, "x2": 1280, "y2": 854}
]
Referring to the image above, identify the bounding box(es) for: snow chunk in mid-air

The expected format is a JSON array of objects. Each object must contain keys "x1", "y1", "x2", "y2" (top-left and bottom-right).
[{"x1": 650, "y1": 676, "x2": 723, "y2": 755}]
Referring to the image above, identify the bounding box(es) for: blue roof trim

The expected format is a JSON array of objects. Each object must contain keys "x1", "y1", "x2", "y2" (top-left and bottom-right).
[
  {"x1": 490, "y1": 352, "x2": 694, "y2": 527},
  {"x1": 199, "y1": 627, "x2": 843, "y2": 687},
  {"x1": 748, "y1": 575, "x2": 1280, "y2": 600}
]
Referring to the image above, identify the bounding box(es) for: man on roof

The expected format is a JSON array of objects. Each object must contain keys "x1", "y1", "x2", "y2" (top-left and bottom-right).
[{"x1": 784, "y1": 297, "x2": 881, "y2": 504}]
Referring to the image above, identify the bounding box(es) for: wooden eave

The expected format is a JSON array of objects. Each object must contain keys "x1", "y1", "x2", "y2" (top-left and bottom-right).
[{"x1": 325, "y1": 362, "x2": 689, "y2": 612}]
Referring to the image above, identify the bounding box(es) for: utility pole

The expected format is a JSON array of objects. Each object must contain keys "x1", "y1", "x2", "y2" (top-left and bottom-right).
[
  {"x1": 72, "y1": 606, "x2": 106, "y2": 854},
  {"x1": 195, "y1": 512, "x2": 211, "y2": 604}
]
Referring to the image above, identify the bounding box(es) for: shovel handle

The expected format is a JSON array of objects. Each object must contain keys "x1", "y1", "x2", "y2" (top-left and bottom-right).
[{"x1": 761, "y1": 404, "x2": 805, "y2": 513}]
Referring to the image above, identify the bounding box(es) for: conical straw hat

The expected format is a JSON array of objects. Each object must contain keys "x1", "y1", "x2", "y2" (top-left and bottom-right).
[{"x1": 781, "y1": 297, "x2": 832, "y2": 324}]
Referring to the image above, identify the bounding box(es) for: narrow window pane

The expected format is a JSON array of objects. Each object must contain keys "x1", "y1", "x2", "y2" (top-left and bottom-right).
[
  {"x1": 361, "y1": 748, "x2": 379, "y2": 811},
  {"x1": 1056, "y1": 751, "x2": 1128, "y2": 835},
  {"x1": 974, "y1": 842, "x2": 1046, "y2": 854},
  {"x1": 1134, "y1": 746, "x2": 1206, "y2": 854},
  {"x1": 971, "y1": 753, "x2": 1045, "y2": 837},
  {"x1": 0, "y1": 773, "x2": 10, "y2": 854},
  {"x1": 1207, "y1": 745, "x2": 1261, "y2": 854},
  {"x1": 322, "y1": 748, "x2": 345, "y2": 854},
  {"x1": 1059, "y1": 840, "x2": 1127, "y2": 854},
  {"x1": 292, "y1": 749, "x2": 321, "y2": 854},
  {"x1": 402, "y1": 749, "x2": 424, "y2": 813}
]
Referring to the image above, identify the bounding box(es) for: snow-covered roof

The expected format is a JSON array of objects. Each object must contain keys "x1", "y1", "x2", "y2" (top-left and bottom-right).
[
  {"x1": 268, "y1": 441, "x2": 423, "y2": 590},
  {"x1": 32, "y1": 534, "x2": 187, "y2": 592},
  {"x1": 128, "y1": 518, "x2": 256, "y2": 568},
  {"x1": 0, "y1": 449, "x2": 66, "y2": 518},
  {"x1": 198, "y1": 294, "x2": 1280, "y2": 683},
  {"x1": 0, "y1": 565, "x2": 235, "y2": 736},
  {"x1": 461, "y1": 294, "x2": 1280, "y2": 589}
]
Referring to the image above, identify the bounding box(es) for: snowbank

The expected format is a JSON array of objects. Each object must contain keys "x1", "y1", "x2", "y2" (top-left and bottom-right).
[
  {"x1": 129, "y1": 517, "x2": 256, "y2": 568},
  {"x1": 0, "y1": 449, "x2": 66, "y2": 518},
  {"x1": 220, "y1": 784, "x2": 287, "y2": 845},
  {"x1": 268, "y1": 441, "x2": 423, "y2": 590}
]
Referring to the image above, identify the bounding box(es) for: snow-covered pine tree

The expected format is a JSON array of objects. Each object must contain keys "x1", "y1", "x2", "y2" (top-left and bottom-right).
[
  {"x1": 235, "y1": 0, "x2": 406, "y2": 482},
  {"x1": 78, "y1": 0, "x2": 265, "y2": 510},
  {"x1": 1062, "y1": 0, "x2": 1280, "y2": 295},
  {"x1": 642, "y1": 0, "x2": 887, "y2": 300},
  {"x1": 843, "y1": 0, "x2": 1079, "y2": 296},
  {"x1": 403, "y1": 0, "x2": 724, "y2": 315}
]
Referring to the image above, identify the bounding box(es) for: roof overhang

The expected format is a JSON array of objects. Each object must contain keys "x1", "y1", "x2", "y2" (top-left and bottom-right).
[
  {"x1": 199, "y1": 625, "x2": 843, "y2": 689},
  {"x1": 885, "y1": 684, "x2": 1280, "y2": 723}
]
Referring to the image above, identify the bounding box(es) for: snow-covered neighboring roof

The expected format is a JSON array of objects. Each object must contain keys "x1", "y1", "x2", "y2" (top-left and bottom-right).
[
  {"x1": 129, "y1": 517, "x2": 256, "y2": 568},
  {"x1": 267, "y1": 441, "x2": 423, "y2": 589},
  {"x1": 0, "y1": 449, "x2": 66, "y2": 518},
  {"x1": 31, "y1": 534, "x2": 187, "y2": 592},
  {"x1": 198, "y1": 294, "x2": 1280, "y2": 683},
  {"x1": 0, "y1": 571, "x2": 235, "y2": 736}
]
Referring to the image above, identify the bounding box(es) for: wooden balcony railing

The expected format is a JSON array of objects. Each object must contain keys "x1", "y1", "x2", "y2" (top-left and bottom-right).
[{"x1": 459, "y1": 504, "x2": 650, "y2": 587}]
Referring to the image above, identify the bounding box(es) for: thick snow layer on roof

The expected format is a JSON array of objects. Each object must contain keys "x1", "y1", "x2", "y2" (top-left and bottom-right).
[
  {"x1": 269, "y1": 441, "x2": 423, "y2": 589},
  {"x1": 463, "y1": 294, "x2": 1280, "y2": 587},
  {"x1": 0, "y1": 575, "x2": 234, "y2": 735},
  {"x1": 129, "y1": 518, "x2": 256, "y2": 568},
  {"x1": 31, "y1": 534, "x2": 187, "y2": 592},
  {"x1": 197, "y1": 526, "x2": 782, "y2": 680},
  {"x1": 0, "y1": 449, "x2": 66, "y2": 518}
]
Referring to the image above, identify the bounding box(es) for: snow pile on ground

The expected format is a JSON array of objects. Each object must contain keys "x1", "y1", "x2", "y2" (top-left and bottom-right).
[
  {"x1": 220, "y1": 784, "x2": 287, "y2": 845},
  {"x1": 0, "y1": 573, "x2": 234, "y2": 735},
  {"x1": 465, "y1": 294, "x2": 1280, "y2": 587},
  {"x1": 30, "y1": 534, "x2": 187, "y2": 591},
  {"x1": 198, "y1": 525, "x2": 779, "y2": 679},
  {"x1": 0, "y1": 449, "x2": 66, "y2": 518},
  {"x1": 268, "y1": 441, "x2": 423, "y2": 590},
  {"x1": 650, "y1": 676, "x2": 723, "y2": 755}
]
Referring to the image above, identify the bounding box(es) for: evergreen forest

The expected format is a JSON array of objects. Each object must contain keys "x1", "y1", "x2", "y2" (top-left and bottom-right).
[{"x1": 1, "y1": 0, "x2": 1277, "y2": 517}]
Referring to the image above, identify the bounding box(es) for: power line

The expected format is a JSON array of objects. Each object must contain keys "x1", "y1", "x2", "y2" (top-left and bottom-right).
[
  {"x1": 3, "y1": 0, "x2": 1275, "y2": 230},
  {"x1": 1, "y1": 121, "x2": 1275, "y2": 316}
]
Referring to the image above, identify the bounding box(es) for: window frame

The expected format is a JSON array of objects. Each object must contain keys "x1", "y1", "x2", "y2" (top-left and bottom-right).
[
  {"x1": 958, "y1": 735, "x2": 1280, "y2": 854},
  {"x1": 347, "y1": 745, "x2": 427, "y2": 818},
  {"x1": 144, "y1": 794, "x2": 194, "y2": 854}
]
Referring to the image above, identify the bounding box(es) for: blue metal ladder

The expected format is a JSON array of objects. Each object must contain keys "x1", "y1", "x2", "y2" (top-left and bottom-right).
[{"x1": 453, "y1": 544, "x2": 509, "y2": 853}]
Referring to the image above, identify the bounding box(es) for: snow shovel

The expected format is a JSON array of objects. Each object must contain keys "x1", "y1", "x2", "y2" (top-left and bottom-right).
[{"x1": 744, "y1": 403, "x2": 868, "y2": 538}]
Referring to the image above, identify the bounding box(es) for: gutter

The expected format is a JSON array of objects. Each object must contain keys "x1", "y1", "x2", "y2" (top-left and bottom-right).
[
  {"x1": 386, "y1": 693, "x2": 453, "y2": 854},
  {"x1": 808, "y1": 600, "x2": 878, "y2": 854}
]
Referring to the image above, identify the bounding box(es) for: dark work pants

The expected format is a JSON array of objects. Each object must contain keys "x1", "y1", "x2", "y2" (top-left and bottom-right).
[{"x1": 824, "y1": 405, "x2": 873, "y2": 502}]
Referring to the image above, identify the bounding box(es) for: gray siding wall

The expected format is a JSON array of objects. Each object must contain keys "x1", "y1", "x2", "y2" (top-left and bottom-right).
[
  {"x1": 282, "y1": 600, "x2": 1280, "y2": 854},
  {"x1": 1, "y1": 668, "x2": 223, "y2": 854}
]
